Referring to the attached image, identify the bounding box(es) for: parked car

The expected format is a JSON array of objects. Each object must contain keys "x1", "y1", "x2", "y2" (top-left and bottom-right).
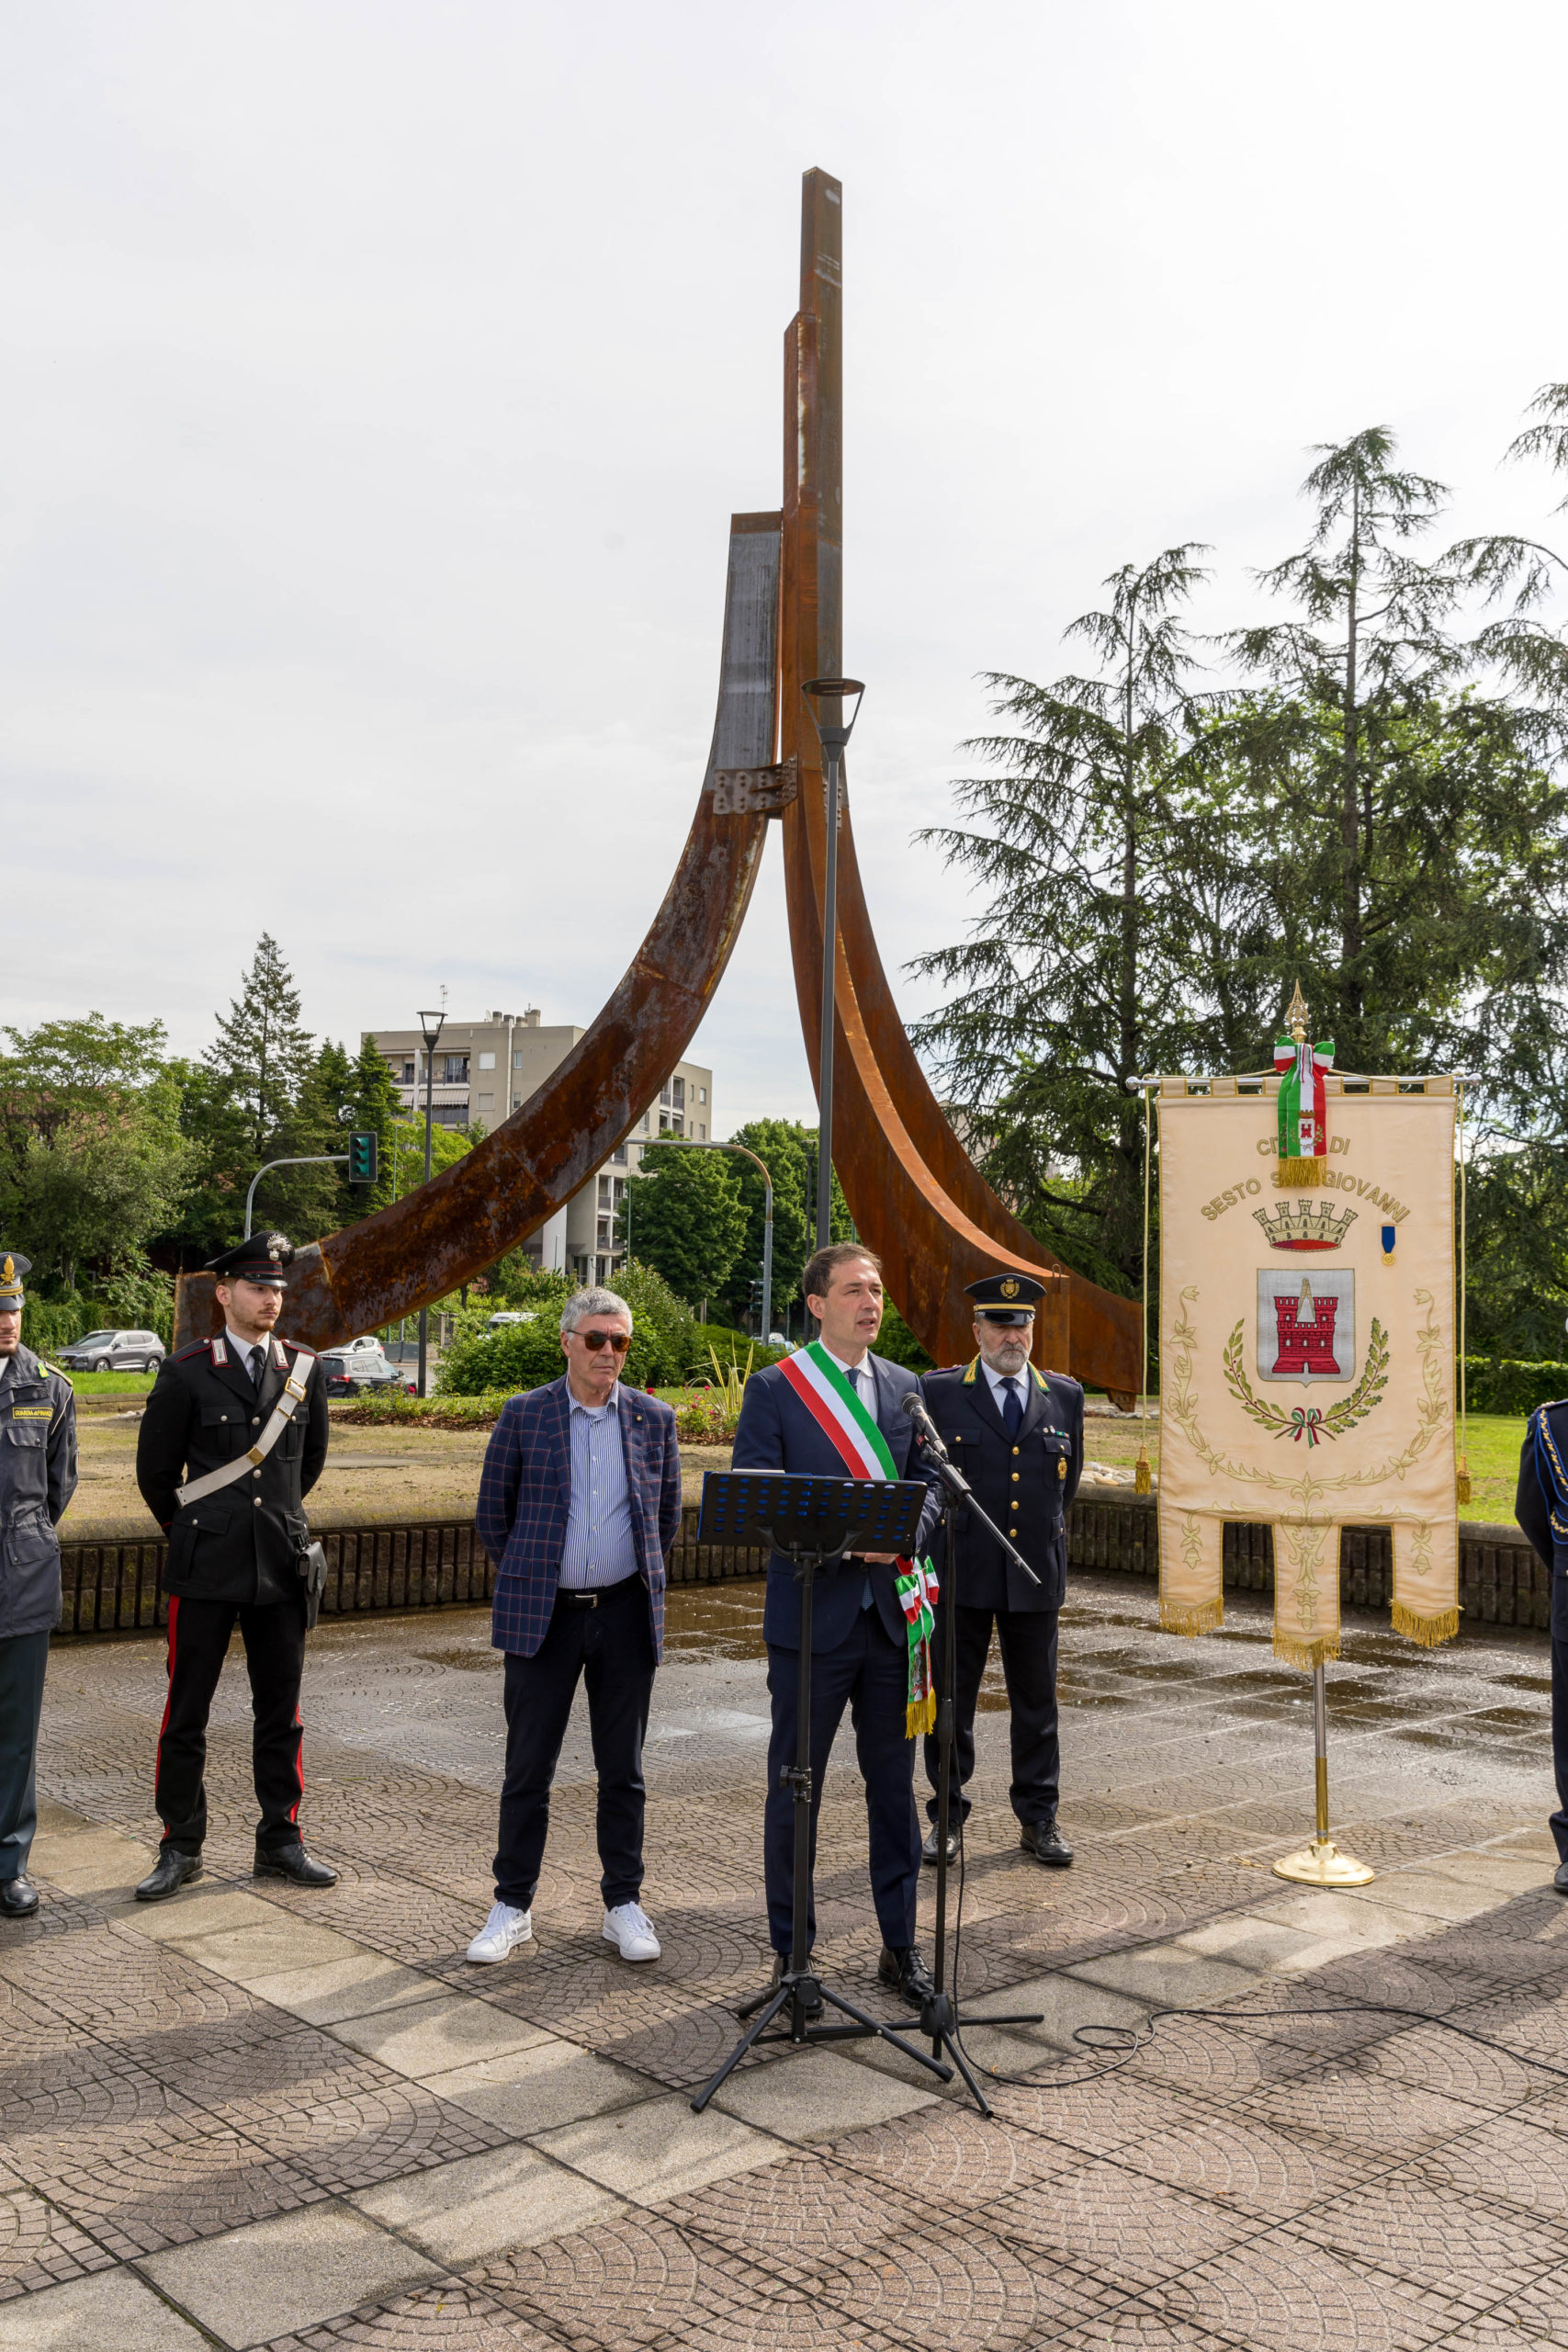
[
  {"x1": 318, "y1": 1348, "x2": 410, "y2": 1397},
  {"x1": 56, "y1": 1329, "x2": 166, "y2": 1374},
  {"x1": 485, "y1": 1311, "x2": 535, "y2": 1330}
]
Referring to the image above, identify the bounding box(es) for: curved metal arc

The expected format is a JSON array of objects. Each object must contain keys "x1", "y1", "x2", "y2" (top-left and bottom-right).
[{"x1": 175, "y1": 513, "x2": 784, "y2": 1352}]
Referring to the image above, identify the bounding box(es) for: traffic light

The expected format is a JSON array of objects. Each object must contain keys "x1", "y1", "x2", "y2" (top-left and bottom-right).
[{"x1": 347, "y1": 1130, "x2": 378, "y2": 1186}]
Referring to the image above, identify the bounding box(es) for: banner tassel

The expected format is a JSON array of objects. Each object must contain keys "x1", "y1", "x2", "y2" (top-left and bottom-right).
[
  {"x1": 1272, "y1": 1631, "x2": 1342, "y2": 1670},
  {"x1": 1391, "y1": 1601, "x2": 1461, "y2": 1649},
  {"x1": 1161, "y1": 1596, "x2": 1223, "y2": 1638},
  {"x1": 1455, "y1": 1457, "x2": 1472, "y2": 1507},
  {"x1": 1274, "y1": 1158, "x2": 1324, "y2": 1187},
  {"x1": 1134, "y1": 1448, "x2": 1152, "y2": 1494}
]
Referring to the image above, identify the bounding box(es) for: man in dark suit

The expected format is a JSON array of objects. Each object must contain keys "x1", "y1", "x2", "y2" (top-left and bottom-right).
[
  {"x1": 731, "y1": 1243, "x2": 943, "y2": 2009},
  {"x1": 134, "y1": 1231, "x2": 334, "y2": 1902},
  {"x1": 1514, "y1": 1399, "x2": 1568, "y2": 1894},
  {"x1": 919, "y1": 1272, "x2": 1083, "y2": 1870},
  {"x1": 470, "y1": 1286, "x2": 682, "y2": 1966}
]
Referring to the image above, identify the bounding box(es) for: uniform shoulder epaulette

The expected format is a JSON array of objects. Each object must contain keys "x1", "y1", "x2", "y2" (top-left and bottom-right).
[
  {"x1": 288, "y1": 1342, "x2": 317, "y2": 1360},
  {"x1": 36, "y1": 1359, "x2": 69, "y2": 1385},
  {"x1": 1530, "y1": 1402, "x2": 1568, "y2": 1538},
  {"x1": 174, "y1": 1337, "x2": 214, "y2": 1361}
]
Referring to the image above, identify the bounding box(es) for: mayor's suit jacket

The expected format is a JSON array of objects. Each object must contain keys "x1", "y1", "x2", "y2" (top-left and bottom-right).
[
  {"x1": 476, "y1": 1377, "x2": 682, "y2": 1661},
  {"x1": 730, "y1": 1351, "x2": 942, "y2": 1655}
]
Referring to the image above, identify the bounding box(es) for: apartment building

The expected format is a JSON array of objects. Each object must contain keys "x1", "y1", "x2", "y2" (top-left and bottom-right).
[{"x1": 369, "y1": 1009, "x2": 715, "y2": 1288}]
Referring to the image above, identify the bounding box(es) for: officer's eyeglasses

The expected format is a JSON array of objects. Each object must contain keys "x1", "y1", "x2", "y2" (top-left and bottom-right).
[{"x1": 577, "y1": 1329, "x2": 632, "y2": 1353}]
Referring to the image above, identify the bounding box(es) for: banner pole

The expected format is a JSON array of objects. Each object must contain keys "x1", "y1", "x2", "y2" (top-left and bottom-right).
[{"x1": 1272, "y1": 1659, "x2": 1374, "y2": 1886}]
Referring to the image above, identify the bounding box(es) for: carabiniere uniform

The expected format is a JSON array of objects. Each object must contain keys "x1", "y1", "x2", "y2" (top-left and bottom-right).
[
  {"x1": 0, "y1": 1252, "x2": 77, "y2": 1919},
  {"x1": 134, "y1": 1231, "x2": 336, "y2": 1900},
  {"x1": 919, "y1": 1272, "x2": 1083, "y2": 1867},
  {"x1": 1512, "y1": 1400, "x2": 1568, "y2": 1894}
]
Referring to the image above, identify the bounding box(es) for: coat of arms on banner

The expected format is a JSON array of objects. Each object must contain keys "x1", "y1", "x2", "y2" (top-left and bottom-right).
[{"x1": 1257, "y1": 1271, "x2": 1355, "y2": 1384}]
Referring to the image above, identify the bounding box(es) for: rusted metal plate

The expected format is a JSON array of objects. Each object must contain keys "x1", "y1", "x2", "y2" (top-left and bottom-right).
[
  {"x1": 778, "y1": 168, "x2": 1140, "y2": 1399},
  {"x1": 175, "y1": 511, "x2": 783, "y2": 1351}
]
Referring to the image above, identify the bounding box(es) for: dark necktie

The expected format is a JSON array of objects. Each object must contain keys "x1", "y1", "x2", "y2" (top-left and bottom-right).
[
  {"x1": 248, "y1": 1345, "x2": 265, "y2": 1389},
  {"x1": 1001, "y1": 1375, "x2": 1023, "y2": 1437}
]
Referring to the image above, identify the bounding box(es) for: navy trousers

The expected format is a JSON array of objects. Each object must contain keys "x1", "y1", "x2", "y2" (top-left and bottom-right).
[
  {"x1": 495, "y1": 1574, "x2": 655, "y2": 1911},
  {"x1": 1552, "y1": 1569, "x2": 1568, "y2": 1864},
  {"x1": 924, "y1": 1604, "x2": 1061, "y2": 1829},
  {"x1": 0, "y1": 1630, "x2": 50, "y2": 1883},
  {"x1": 156, "y1": 1593, "x2": 308, "y2": 1854},
  {"x1": 764, "y1": 1603, "x2": 921, "y2": 1957}
]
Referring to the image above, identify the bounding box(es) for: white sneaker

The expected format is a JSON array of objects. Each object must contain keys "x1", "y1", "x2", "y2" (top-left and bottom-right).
[
  {"x1": 603, "y1": 1901, "x2": 660, "y2": 1962},
  {"x1": 466, "y1": 1902, "x2": 532, "y2": 1964}
]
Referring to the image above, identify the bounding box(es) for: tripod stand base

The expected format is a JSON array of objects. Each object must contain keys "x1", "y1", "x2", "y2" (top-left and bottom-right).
[
  {"x1": 691, "y1": 1971, "x2": 954, "y2": 2112},
  {"x1": 1272, "y1": 1838, "x2": 1375, "y2": 1886}
]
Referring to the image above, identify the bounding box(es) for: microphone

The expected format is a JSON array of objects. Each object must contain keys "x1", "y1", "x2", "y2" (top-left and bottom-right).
[{"x1": 900, "y1": 1389, "x2": 949, "y2": 1458}]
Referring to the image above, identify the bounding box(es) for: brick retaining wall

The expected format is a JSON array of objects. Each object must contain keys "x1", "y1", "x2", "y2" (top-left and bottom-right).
[{"x1": 52, "y1": 1493, "x2": 1549, "y2": 1637}]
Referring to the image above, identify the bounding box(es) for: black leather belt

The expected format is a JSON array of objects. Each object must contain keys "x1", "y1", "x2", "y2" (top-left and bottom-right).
[{"x1": 555, "y1": 1572, "x2": 640, "y2": 1610}]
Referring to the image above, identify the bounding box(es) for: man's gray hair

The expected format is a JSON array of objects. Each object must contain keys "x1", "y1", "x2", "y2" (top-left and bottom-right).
[{"x1": 559, "y1": 1285, "x2": 634, "y2": 1335}]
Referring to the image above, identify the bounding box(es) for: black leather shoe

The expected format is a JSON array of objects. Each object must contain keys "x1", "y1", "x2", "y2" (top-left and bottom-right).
[
  {"x1": 921, "y1": 1824, "x2": 959, "y2": 1868},
  {"x1": 878, "y1": 1945, "x2": 937, "y2": 2008},
  {"x1": 0, "y1": 1875, "x2": 39, "y2": 1918},
  {"x1": 763, "y1": 1951, "x2": 822, "y2": 2018},
  {"x1": 1020, "y1": 1819, "x2": 1074, "y2": 1867},
  {"x1": 254, "y1": 1842, "x2": 338, "y2": 1887},
  {"x1": 135, "y1": 1849, "x2": 202, "y2": 1903},
  {"x1": 1555, "y1": 1858, "x2": 1568, "y2": 1894}
]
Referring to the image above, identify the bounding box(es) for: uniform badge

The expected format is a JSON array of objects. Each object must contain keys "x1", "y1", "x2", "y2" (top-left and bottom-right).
[{"x1": 1000, "y1": 1277, "x2": 1020, "y2": 1299}]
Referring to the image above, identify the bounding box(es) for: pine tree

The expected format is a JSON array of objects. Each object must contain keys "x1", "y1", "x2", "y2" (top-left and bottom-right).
[
  {"x1": 348, "y1": 1033, "x2": 401, "y2": 1215},
  {"x1": 206, "y1": 935, "x2": 316, "y2": 1161}
]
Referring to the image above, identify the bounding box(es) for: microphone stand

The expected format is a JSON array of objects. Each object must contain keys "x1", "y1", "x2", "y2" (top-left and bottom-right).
[{"x1": 907, "y1": 1401, "x2": 1047, "y2": 2117}]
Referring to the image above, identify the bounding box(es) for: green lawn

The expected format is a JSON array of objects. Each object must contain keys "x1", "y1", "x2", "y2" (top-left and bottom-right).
[
  {"x1": 51, "y1": 1369, "x2": 160, "y2": 1396},
  {"x1": 1461, "y1": 1410, "x2": 1531, "y2": 1526}
]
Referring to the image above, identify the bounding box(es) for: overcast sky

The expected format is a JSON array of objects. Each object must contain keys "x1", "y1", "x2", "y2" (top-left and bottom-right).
[{"x1": 6, "y1": 1, "x2": 1568, "y2": 1135}]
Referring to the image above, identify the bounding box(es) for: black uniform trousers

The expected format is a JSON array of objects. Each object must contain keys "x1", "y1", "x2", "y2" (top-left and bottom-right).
[
  {"x1": 1552, "y1": 1568, "x2": 1568, "y2": 1865},
  {"x1": 495, "y1": 1572, "x2": 655, "y2": 1911},
  {"x1": 0, "y1": 1630, "x2": 51, "y2": 1883},
  {"x1": 924, "y1": 1602, "x2": 1061, "y2": 1830},
  {"x1": 156, "y1": 1590, "x2": 308, "y2": 1855},
  {"x1": 764, "y1": 1600, "x2": 921, "y2": 1957}
]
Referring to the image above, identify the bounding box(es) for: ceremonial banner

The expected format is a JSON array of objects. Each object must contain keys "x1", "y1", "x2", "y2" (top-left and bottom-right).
[{"x1": 1157, "y1": 1071, "x2": 1460, "y2": 1666}]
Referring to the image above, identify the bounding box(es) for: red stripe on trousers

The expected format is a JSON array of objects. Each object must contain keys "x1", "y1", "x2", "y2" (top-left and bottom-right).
[
  {"x1": 154, "y1": 1596, "x2": 180, "y2": 1786},
  {"x1": 288, "y1": 1705, "x2": 303, "y2": 1826}
]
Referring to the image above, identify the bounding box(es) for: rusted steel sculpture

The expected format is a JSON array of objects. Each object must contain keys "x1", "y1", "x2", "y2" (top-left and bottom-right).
[
  {"x1": 173, "y1": 514, "x2": 784, "y2": 1349},
  {"x1": 778, "y1": 170, "x2": 1140, "y2": 1398},
  {"x1": 175, "y1": 173, "x2": 1141, "y2": 1405}
]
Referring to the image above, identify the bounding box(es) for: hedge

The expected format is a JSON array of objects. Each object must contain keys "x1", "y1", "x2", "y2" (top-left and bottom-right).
[{"x1": 1463, "y1": 1358, "x2": 1568, "y2": 1415}]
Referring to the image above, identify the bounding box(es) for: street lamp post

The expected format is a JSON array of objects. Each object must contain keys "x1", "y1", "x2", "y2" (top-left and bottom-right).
[
  {"x1": 800, "y1": 678, "x2": 865, "y2": 1251},
  {"x1": 416, "y1": 1008, "x2": 446, "y2": 1398}
]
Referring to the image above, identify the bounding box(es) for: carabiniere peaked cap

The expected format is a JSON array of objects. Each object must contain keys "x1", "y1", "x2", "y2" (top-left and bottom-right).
[
  {"x1": 205, "y1": 1231, "x2": 295, "y2": 1286},
  {"x1": 0, "y1": 1251, "x2": 29, "y2": 1308},
  {"x1": 965, "y1": 1269, "x2": 1048, "y2": 1322}
]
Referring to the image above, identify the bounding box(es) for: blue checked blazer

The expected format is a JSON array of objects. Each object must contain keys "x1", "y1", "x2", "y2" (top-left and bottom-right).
[{"x1": 477, "y1": 1377, "x2": 682, "y2": 1659}]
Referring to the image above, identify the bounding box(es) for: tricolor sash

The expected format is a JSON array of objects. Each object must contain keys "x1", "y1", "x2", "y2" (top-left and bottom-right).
[{"x1": 777, "y1": 1342, "x2": 939, "y2": 1736}]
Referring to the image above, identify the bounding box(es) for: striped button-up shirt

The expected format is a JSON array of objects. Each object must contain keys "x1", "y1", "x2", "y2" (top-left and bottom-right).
[{"x1": 558, "y1": 1385, "x2": 638, "y2": 1589}]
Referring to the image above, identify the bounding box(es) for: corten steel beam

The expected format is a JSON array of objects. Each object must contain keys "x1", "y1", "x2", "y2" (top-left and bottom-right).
[
  {"x1": 779, "y1": 167, "x2": 1140, "y2": 1398},
  {"x1": 174, "y1": 513, "x2": 784, "y2": 1352}
]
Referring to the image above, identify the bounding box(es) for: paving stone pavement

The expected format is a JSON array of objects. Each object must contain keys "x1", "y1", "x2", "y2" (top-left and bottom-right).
[{"x1": 4, "y1": 1572, "x2": 1567, "y2": 2348}]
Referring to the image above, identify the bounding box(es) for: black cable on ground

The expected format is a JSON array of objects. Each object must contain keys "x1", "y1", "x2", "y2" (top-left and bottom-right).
[{"x1": 944, "y1": 1810, "x2": 1568, "y2": 2094}]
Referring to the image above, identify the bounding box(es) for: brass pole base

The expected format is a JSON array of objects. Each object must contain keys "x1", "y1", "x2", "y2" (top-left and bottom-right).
[{"x1": 1272, "y1": 1838, "x2": 1375, "y2": 1888}]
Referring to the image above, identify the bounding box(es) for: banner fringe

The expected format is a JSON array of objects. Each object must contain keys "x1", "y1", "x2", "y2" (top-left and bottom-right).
[
  {"x1": 1391, "y1": 1600, "x2": 1461, "y2": 1649},
  {"x1": 1160, "y1": 1596, "x2": 1224, "y2": 1638},
  {"x1": 1272, "y1": 1630, "x2": 1342, "y2": 1670},
  {"x1": 905, "y1": 1692, "x2": 936, "y2": 1739},
  {"x1": 1274, "y1": 1158, "x2": 1324, "y2": 1187}
]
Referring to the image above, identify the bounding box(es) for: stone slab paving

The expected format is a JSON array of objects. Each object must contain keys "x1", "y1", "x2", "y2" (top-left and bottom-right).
[{"x1": 3, "y1": 1573, "x2": 1566, "y2": 2347}]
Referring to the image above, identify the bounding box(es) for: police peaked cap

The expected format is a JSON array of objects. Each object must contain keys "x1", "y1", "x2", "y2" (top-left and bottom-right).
[
  {"x1": 964, "y1": 1269, "x2": 1047, "y2": 1322},
  {"x1": 206, "y1": 1232, "x2": 295, "y2": 1285},
  {"x1": 0, "y1": 1251, "x2": 29, "y2": 1307}
]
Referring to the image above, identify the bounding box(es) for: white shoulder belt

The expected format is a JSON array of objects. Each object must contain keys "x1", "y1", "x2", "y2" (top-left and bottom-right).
[{"x1": 175, "y1": 1344, "x2": 316, "y2": 1509}]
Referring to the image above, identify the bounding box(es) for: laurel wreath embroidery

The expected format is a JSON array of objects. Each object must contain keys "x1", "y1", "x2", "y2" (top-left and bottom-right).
[{"x1": 1222, "y1": 1317, "x2": 1390, "y2": 1444}]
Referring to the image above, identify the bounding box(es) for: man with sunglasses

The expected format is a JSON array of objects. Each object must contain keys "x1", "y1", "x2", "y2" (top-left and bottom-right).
[{"x1": 468, "y1": 1286, "x2": 681, "y2": 1965}]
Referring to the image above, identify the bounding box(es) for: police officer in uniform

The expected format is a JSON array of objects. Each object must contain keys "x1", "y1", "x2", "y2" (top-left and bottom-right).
[
  {"x1": 133, "y1": 1232, "x2": 335, "y2": 1902},
  {"x1": 0, "y1": 1253, "x2": 76, "y2": 1918},
  {"x1": 1513, "y1": 1396, "x2": 1568, "y2": 1895},
  {"x1": 919, "y1": 1272, "x2": 1082, "y2": 1868}
]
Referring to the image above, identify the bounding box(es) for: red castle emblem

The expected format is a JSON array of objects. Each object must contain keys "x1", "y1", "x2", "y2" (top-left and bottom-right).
[{"x1": 1273, "y1": 1281, "x2": 1341, "y2": 1376}]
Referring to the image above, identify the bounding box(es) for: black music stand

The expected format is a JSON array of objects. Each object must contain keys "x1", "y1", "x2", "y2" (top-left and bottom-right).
[{"x1": 689, "y1": 1471, "x2": 954, "y2": 2111}]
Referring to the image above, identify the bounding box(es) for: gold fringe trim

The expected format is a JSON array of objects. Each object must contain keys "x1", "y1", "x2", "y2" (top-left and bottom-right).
[
  {"x1": 1274, "y1": 1157, "x2": 1324, "y2": 1187},
  {"x1": 905, "y1": 1692, "x2": 937, "y2": 1739},
  {"x1": 1391, "y1": 1601, "x2": 1461, "y2": 1649},
  {"x1": 1272, "y1": 1631, "x2": 1341, "y2": 1670},
  {"x1": 1455, "y1": 1460, "x2": 1472, "y2": 1506},
  {"x1": 1160, "y1": 1596, "x2": 1224, "y2": 1638},
  {"x1": 1134, "y1": 1449, "x2": 1152, "y2": 1494}
]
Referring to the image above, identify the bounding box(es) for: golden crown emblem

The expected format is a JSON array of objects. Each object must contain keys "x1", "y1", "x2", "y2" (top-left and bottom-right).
[{"x1": 1251, "y1": 1199, "x2": 1358, "y2": 1252}]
